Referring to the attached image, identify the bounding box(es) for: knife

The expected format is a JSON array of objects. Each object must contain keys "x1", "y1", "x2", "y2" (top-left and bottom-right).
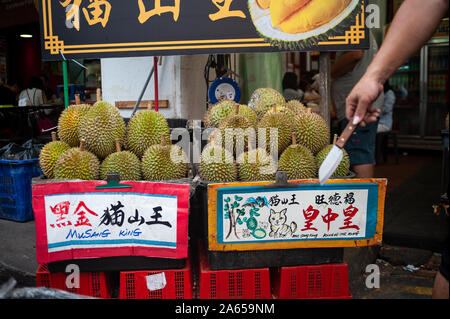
[{"x1": 318, "y1": 120, "x2": 359, "y2": 185}]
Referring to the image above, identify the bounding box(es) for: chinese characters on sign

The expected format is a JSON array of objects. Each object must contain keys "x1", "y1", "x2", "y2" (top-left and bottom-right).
[
  {"x1": 61, "y1": 0, "x2": 246, "y2": 30},
  {"x1": 60, "y1": 0, "x2": 112, "y2": 30},
  {"x1": 42, "y1": 0, "x2": 369, "y2": 60},
  {"x1": 220, "y1": 188, "x2": 370, "y2": 243}
]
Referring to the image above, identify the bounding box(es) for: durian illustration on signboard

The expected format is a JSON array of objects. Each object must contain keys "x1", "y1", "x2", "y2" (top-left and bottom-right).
[{"x1": 249, "y1": 0, "x2": 361, "y2": 50}]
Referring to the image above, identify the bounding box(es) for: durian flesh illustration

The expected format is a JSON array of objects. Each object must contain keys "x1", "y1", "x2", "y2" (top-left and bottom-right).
[{"x1": 249, "y1": 0, "x2": 360, "y2": 50}]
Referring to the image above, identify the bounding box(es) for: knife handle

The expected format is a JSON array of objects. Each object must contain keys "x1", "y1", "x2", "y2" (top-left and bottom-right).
[{"x1": 335, "y1": 121, "x2": 359, "y2": 149}]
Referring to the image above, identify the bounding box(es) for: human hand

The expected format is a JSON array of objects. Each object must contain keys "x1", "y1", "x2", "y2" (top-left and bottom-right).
[{"x1": 346, "y1": 75, "x2": 383, "y2": 126}]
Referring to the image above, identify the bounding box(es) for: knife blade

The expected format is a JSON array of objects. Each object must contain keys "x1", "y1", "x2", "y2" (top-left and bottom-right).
[{"x1": 319, "y1": 120, "x2": 359, "y2": 185}]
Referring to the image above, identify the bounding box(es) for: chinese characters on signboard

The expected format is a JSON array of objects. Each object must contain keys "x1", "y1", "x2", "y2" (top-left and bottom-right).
[
  {"x1": 59, "y1": 0, "x2": 247, "y2": 30},
  {"x1": 40, "y1": 0, "x2": 368, "y2": 60}
]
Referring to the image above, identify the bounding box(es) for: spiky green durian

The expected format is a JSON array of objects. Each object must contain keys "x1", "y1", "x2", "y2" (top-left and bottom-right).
[
  {"x1": 100, "y1": 139, "x2": 142, "y2": 181},
  {"x1": 198, "y1": 143, "x2": 237, "y2": 182},
  {"x1": 78, "y1": 101, "x2": 126, "y2": 159},
  {"x1": 141, "y1": 135, "x2": 188, "y2": 181},
  {"x1": 315, "y1": 137, "x2": 350, "y2": 178},
  {"x1": 57, "y1": 103, "x2": 90, "y2": 147},
  {"x1": 291, "y1": 110, "x2": 330, "y2": 155},
  {"x1": 285, "y1": 100, "x2": 307, "y2": 114},
  {"x1": 39, "y1": 132, "x2": 70, "y2": 179},
  {"x1": 213, "y1": 105, "x2": 256, "y2": 156},
  {"x1": 237, "y1": 147, "x2": 276, "y2": 181},
  {"x1": 278, "y1": 134, "x2": 317, "y2": 179},
  {"x1": 204, "y1": 101, "x2": 258, "y2": 128},
  {"x1": 248, "y1": 88, "x2": 286, "y2": 120},
  {"x1": 53, "y1": 140, "x2": 100, "y2": 180},
  {"x1": 126, "y1": 109, "x2": 170, "y2": 158}
]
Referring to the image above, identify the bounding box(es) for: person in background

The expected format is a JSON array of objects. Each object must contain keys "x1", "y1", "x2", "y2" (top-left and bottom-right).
[
  {"x1": 39, "y1": 73, "x2": 57, "y2": 103},
  {"x1": 301, "y1": 72, "x2": 321, "y2": 106},
  {"x1": 0, "y1": 80, "x2": 20, "y2": 105},
  {"x1": 377, "y1": 82, "x2": 396, "y2": 133},
  {"x1": 18, "y1": 76, "x2": 48, "y2": 107},
  {"x1": 282, "y1": 71, "x2": 303, "y2": 102},
  {"x1": 331, "y1": 30, "x2": 383, "y2": 179},
  {"x1": 344, "y1": 0, "x2": 448, "y2": 300}
]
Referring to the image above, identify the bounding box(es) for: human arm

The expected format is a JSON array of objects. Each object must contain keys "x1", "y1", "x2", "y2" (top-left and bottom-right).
[
  {"x1": 330, "y1": 51, "x2": 363, "y2": 79},
  {"x1": 346, "y1": 0, "x2": 448, "y2": 125}
]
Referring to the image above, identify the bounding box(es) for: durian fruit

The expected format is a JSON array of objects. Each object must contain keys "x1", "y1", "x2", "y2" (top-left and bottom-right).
[
  {"x1": 198, "y1": 143, "x2": 237, "y2": 182},
  {"x1": 272, "y1": 0, "x2": 352, "y2": 34},
  {"x1": 126, "y1": 108, "x2": 170, "y2": 158},
  {"x1": 57, "y1": 95, "x2": 90, "y2": 147},
  {"x1": 291, "y1": 109, "x2": 330, "y2": 155},
  {"x1": 263, "y1": 104, "x2": 287, "y2": 116},
  {"x1": 141, "y1": 134, "x2": 188, "y2": 181},
  {"x1": 78, "y1": 99, "x2": 126, "y2": 159},
  {"x1": 262, "y1": 102, "x2": 303, "y2": 118},
  {"x1": 204, "y1": 101, "x2": 258, "y2": 128},
  {"x1": 54, "y1": 139, "x2": 100, "y2": 180},
  {"x1": 248, "y1": 88, "x2": 286, "y2": 120},
  {"x1": 249, "y1": 0, "x2": 359, "y2": 51},
  {"x1": 237, "y1": 104, "x2": 259, "y2": 127},
  {"x1": 237, "y1": 146, "x2": 276, "y2": 181},
  {"x1": 100, "y1": 139, "x2": 142, "y2": 181},
  {"x1": 256, "y1": 0, "x2": 271, "y2": 9},
  {"x1": 39, "y1": 132, "x2": 70, "y2": 179},
  {"x1": 258, "y1": 105, "x2": 293, "y2": 155},
  {"x1": 316, "y1": 135, "x2": 350, "y2": 178},
  {"x1": 285, "y1": 100, "x2": 307, "y2": 114},
  {"x1": 278, "y1": 133, "x2": 317, "y2": 180},
  {"x1": 215, "y1": 105, "x2": 256, "y2": 156}
]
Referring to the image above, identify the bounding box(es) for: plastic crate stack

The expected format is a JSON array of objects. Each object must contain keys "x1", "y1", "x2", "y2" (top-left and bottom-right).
[
  {"x1": 36, "y1": 264, "x2": 111, "y2": 298},
  {"x1": 0, "y1": 159, "x2": 42, "y2": 222},
  {"x1": 271, "y1": 263, "x2": 351, "y2": 299},
  {"x1": 198, "y1": 244, "x2": 351, "y2": 299},
  {"x1": 198, "y1": 247, "x2": 271, "y2": 299},
  {"x1": 118, "y1": 259, "x2": 193, "y2": 299}
]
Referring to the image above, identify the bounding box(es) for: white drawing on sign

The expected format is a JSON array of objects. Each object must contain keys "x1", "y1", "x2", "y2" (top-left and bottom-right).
[{"x1": 268, "y1": 208, "x2": 297, "y2": 238}]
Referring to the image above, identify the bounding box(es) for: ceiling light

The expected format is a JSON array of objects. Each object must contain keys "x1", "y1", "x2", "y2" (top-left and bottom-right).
[{"x1": 20, "y1": 34, "x2": 33, "y2": 38}]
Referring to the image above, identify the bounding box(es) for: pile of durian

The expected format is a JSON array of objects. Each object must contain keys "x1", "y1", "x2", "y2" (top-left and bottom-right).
[
  {"x1": 38, "y1": 88, "x2": 350, "y2": 183},
  {"x1": 198, "y1": 87, "x2": 350, "y2": 182},
  {"x1": 39, "y1": 96, "x2": 187, "y2": 181}
]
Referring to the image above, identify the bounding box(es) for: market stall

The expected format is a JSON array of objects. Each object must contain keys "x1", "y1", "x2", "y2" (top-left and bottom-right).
[{"x1": 21, "y1": 0, "x2": 388, "y2": 299}]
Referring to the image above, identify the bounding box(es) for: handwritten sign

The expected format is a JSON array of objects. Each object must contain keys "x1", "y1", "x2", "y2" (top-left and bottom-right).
[
  {"x1": 32, "y1": 181, "x2": 190, "y2": 264},
  {"x1": 40, "y1": 0, "x2": 369, "y2": 60},
  {"x1": 207, "y1": 178, "x2": 386, "y2": 251}
]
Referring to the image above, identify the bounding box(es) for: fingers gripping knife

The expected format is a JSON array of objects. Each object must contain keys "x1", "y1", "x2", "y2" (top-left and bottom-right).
[{"x1": 318, "y1": 121, "x2": 359, "y2": 185}]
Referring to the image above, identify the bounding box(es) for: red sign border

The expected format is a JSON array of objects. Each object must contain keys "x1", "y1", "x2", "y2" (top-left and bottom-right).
[{"x1": 32, "y1": 181, "x2": 190, "y2": 264}]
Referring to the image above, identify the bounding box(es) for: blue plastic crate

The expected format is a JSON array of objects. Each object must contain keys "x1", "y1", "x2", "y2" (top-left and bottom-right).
[{"x1": 0, "y1": 159, "x2": 42, "y2": 222}]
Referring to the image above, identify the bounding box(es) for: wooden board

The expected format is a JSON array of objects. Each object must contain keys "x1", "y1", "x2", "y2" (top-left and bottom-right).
[{"x1": 115, "y1": 100, "x2": 169, "y2": 109}]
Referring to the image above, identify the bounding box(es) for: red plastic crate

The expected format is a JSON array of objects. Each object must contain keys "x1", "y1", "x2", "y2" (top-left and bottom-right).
[
  {"x1": 36, "y1": 264, "x2": 111, "y2": 298},
  {"x1": 198, "y1": 249, "x2": 271, "y2": 299},
  {"x1": 272, "y1": 263, "x2": 352, "y2": 299},
  {"x1": 118, "y1": 258, "x2": 193, "y2": 299}
]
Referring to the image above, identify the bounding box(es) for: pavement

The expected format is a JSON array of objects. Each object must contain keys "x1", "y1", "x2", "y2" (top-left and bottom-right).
[{"x1": 0, "y1": 149, "x2": 448, "y2": 298}]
